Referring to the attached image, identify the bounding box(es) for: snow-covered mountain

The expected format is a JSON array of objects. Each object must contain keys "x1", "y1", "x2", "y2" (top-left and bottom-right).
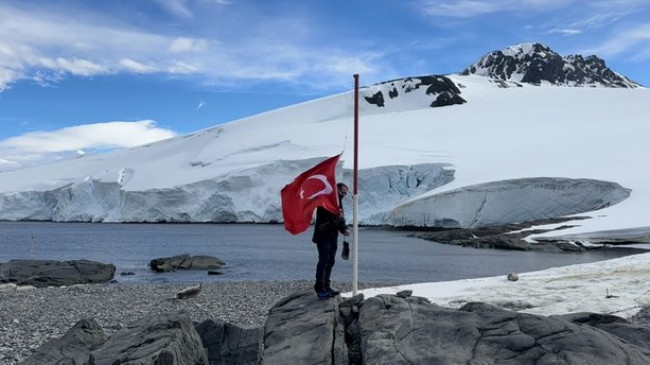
[
  {"x1": 461, "y1": 43, "x2": 641, "y2": 88},
  {"x1": 0, "y1": 43, "x2": 648, "y2": 244}
]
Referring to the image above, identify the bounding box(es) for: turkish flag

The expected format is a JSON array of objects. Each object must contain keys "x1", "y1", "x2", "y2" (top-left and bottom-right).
[{"x1": 281, "y1": 155, "x2": 341, "y2": 234}]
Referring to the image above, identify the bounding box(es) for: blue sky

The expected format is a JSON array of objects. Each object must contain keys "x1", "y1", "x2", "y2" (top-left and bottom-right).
[{"x1": 1, "y1": 0, "x2": 649, "y2": 170}]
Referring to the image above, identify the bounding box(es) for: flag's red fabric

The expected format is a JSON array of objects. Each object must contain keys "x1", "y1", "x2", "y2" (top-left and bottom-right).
[{"x1": 281, "y1": 155, "x2": 341, "y2": 234}]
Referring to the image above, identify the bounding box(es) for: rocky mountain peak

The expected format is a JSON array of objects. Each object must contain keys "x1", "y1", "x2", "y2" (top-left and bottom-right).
[{"x1": 460, "y1": 42, "x2": 642, "y2": 88}]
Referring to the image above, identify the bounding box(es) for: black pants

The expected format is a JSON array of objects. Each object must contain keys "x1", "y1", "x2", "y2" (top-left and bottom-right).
[{"x1": 315, "y1": 240, "x2": 337, "y2": 292}]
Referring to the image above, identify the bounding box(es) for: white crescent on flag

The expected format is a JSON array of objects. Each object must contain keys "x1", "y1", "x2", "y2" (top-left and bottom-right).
[{"x1": 300, "y1": 174, "x2": 333, "y2": 200}]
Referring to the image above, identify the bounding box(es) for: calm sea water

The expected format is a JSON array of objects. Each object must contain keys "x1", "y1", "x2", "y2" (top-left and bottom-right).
[{"x1": 0, "y1": 222, "x2": 643, "y2": 285}]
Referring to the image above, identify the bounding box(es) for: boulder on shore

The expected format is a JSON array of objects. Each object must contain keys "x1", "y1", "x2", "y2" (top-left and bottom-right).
[
  {"x1": 91, "y1": 312, "x2": 208, "y2": 364},
  {"x1": 20, "y1": 318, "x2": 108, "y2": 365},
  {"x1": 149, "y1": 254, "x2": 225, "y2": 272},
  {"x1": 0, "y1": 259, "x2": 115, "y2": 288}
]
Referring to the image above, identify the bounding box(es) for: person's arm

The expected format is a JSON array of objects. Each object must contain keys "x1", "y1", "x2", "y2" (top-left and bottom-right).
[{"x1": 337, "y1": 215, "x2": 350, "y2": 236}]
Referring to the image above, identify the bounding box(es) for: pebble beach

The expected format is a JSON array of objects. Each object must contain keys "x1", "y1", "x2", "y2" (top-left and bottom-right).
[{"x1": 0, "y1": 280, "x2": 380, "y2": 364}]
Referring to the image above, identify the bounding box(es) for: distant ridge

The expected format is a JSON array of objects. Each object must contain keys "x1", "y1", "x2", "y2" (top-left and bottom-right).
[
  {"x1": 364, "y1": 75, "x2": 467, "y2": 109},
  {"x1": 460, "y1": 42, "x2": 642, "y2": 88}
]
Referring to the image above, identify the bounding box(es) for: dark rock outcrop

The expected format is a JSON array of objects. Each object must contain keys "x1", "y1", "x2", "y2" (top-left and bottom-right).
[
  {"x1": 461, "y1": 42, "x2": 642, "y2": 88},
  {"x1": 91, "y1": 312, "x2": 208, "y2": 364},
  {"x1": 196, "y1": 319, "x2": 263, "y2": 365},
  {"x1": 410, "y1": 217, "x2": 589, "y2": 251},
  {"x1": 358, "y1": 297, "x2": 650, "y2": 364},
  {"x1": 28, "y1": 292, "x2": 650, "y2": 364},
  {"x1": 262, "y1": 291, "x2": 348, "y2": 364},
  {"x1": 149, "y1": 254, "x2": 225, "y2": 272},
  {"x1": 21, "y1": 318, "x2": 108, "y2": 365},
  {"x1": 364, "y1": 90, "x2": 385, "y2": 107},
  {"x1": 559, "y1": 312, "x2": 650, "y2": 352},
  {"x1": 0, "y1": 259, "x2": 115, "y2": 287},
  {"x1": 365, "y1": 75, "x2": 467, "y2": 110}
]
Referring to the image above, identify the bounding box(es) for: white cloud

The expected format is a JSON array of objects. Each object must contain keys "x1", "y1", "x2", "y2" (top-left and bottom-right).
[
  {"x1": 0, "y1": 120, "x2": 176, "y2": 153},
  {"x1": 417, "y1": 0, "x2": 647, "y2": 35},
  {"x1": 0, "y1": 121, "x2": 177, "y2": 171},
  {"x1": 587, "y1": 23, "x2": 650, "y2": 58},
  {"x1": 120, "y1": 58, "x2": 159, "y2": 73},
  {"x1": 53, "y1": 57, "x2": 108, "y2": 76},
  {"x1": 0, "y1": 4, "x2": 171, "y2": 86},
  {"x1": 169, "y1": 37, "x2": 209, "y2": 53},
  {"x1": 0, "y1": 1, "x2": 385, "y2": 92},
  {"x1": 549, "y1": 28, "x2": 582, "y2": 36},
  {"x1": 0, "y1": 68, "x2": 17, "y2": 91},
  {"x1": 324, "y1": 56, "x2": 377, "y2": 76},
  {"x1": 167, "y1": 60, "x2": 201, "y2": 74},
  {"x1": 0, "y1": 158, "x2": 20, "y2": 170},
  {"x1": 419, "y1": 0, "x2": 577, "y2": 18}
]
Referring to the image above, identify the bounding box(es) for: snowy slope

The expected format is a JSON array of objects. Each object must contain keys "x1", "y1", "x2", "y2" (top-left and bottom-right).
[{"x1": 0, "y1": 44, "x2": 649, "y2": 244}]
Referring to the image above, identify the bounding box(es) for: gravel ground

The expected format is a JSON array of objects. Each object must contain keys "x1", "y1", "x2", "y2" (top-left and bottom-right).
[{"x1": 0, "y1": 280, "x2": 389, "y2": 364}]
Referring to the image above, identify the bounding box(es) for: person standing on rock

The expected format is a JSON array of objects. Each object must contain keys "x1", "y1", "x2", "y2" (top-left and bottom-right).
[{"x1": 313, "y1": 182, "x2": 351, "y2": 300}]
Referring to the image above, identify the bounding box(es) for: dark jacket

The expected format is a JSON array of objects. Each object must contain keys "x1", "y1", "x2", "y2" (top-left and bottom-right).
[{"x1": 312, "y1": 207, "x2": 347, "y2": 244}]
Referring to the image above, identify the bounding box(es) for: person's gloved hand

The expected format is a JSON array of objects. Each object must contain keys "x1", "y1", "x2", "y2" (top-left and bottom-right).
[{"x1": 341, "y1": 241, "x2": 350, "y2": 260}]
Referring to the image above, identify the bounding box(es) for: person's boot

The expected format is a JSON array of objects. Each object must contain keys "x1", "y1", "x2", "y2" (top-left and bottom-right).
[
  {"x1": 315, "y1": 284, "x2": 331, "y2": 300},
  {"x1": 325, "y1": 280, "x2": 339, "y2": 296},
  {"x1": 317, "y1": 290, "x2": 332, "y2": 300},
  {"x1": 326, "y1": 287, "x2": 340, "y2": 296}
]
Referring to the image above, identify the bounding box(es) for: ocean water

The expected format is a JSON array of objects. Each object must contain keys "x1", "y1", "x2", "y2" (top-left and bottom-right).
[{"x1": 0, "y1": 222, "x2": 642, "y2": 285}]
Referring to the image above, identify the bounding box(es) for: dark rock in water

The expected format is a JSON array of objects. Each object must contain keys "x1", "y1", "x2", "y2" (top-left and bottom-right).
[
  {"x1": 21, "y1": 318, "x2": 108, "y2": 365},
  {"x1": 119, "y1": 271, "x2": 135, "y2": 276},
  {"x1": 149, "y1": 254, "x2": 225, "y2": 272},
  {"x1": 91, "y1": 312, "x2": 208, "y2": 364},
  {"x1": 195, "y1": 319, "x2": 263, "y2": 365},
  {"x1": 150, "y1": 254, "x2": 192, "y2": 272},
  {"x1": 190, "y1": 255, "x2": 226, "y2": 270},
  {"x1": 0, "y1": 259, "x2": 115, "y2": 287},
  {"x1": 263, "y1": 291, "x2": 348, "y2": 364},
  {"x1": 207, "y1": 270, "x2": 223, "y2": 275}
]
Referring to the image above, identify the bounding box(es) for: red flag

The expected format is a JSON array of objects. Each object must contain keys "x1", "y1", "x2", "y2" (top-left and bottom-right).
[{"x1": 281, "y1": 155, "x2": 340, "y2": 234}]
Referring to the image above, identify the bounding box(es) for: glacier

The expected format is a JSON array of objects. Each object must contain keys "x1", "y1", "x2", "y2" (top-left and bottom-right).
[{"x1": 0, "y1": 161, "x2": 453, "y2": 224}]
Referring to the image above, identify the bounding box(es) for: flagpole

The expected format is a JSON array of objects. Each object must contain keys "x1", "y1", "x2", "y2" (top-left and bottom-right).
[{"x1": 352, "y1": 74, "x2": 359, "y2": 296}]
